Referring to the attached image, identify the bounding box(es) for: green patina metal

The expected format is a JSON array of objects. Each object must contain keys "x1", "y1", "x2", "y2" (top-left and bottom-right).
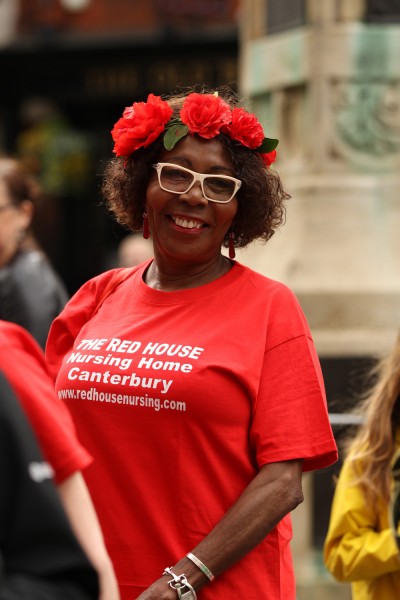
[
  {"x1": 351, "y1": 25, "x2": 398, "y2": 78},
  {"x1": 245, "y1": 22, "x2": 400, "y2": 162},
  {"x1": 335, "y1": 25, "x2": 400, "y2": 158},
  {"x1": 246, "y1": 29, "x2": 308, "y2": 95}
]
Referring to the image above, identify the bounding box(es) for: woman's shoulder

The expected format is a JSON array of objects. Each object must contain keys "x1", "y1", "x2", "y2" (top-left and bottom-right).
[
  {"x1": 10, "y1": 249, "x2": 46, "y2": 273},
  {"x1": 74, "y1": 265, "x2": 140, "y2": 301},
  {"x1": 9, "y1": 249, "x2": 68, "y2": 294},
  {"x1": 56, "y1": 264, "x2": 143, "y2": 322},
  {"x1": 235, "y1": 261, "x2": 300, "y2": 301},
  {"x1": 232, "y1": 263, "x2": 313, "y2": 342}
]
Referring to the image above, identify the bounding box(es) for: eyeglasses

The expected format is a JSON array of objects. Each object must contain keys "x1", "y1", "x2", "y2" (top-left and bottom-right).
[
  {"x1": 152, "y1": 163, "x2": 242, "y2": 203},
  {"x1": 0, "y1": 204, "x2": 13, "y2": 214}
]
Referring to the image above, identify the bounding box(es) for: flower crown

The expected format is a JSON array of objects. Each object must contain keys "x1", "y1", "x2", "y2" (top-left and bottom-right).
[{"x1": 111, "y1": 92, "x2": 279, "y2": 167}]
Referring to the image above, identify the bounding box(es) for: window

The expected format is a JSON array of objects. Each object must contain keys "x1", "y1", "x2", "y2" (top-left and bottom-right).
[
  {"x1": 365, "y1": 0, "x2": 400, "y2": 23},
  {"x1": 266, "y1": 0, "x2": 306, "y2": 34}
]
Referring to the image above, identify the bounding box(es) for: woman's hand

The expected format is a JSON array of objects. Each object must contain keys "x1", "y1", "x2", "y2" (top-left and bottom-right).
[{"x1": 134, "y1": 575, "x2": 180, "y2": 600}]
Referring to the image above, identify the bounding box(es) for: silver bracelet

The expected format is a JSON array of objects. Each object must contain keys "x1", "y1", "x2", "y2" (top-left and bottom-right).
[
  {"x1": 186, "y1": 552, "x2": 215, "y2": 581},
  {"x1": 163, "y1": 567, "x2": 197, "y2": 600}
]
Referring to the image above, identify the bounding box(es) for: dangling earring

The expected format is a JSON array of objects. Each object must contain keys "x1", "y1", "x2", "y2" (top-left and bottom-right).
[
  {"x1": 143, "y1": 212, "x2": 150, "y2": 239},
  {"x1": 16, "y1": 228, "x2": 26, "y2": 247},
  {"x1": 229, "y1": 231, "x2": 235, "y2": 259}
]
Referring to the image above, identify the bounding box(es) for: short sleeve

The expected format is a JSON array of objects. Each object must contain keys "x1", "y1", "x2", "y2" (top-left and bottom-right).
[
  {"x1": 251, "y1": 333, "x2": 338, "y2": 472},
  {"x1": 0, "y1": 322, "x2": 92, "y2": 483}
]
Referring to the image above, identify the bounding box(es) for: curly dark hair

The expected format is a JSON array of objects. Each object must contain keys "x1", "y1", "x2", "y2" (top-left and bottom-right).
[{"x1": 102, "y1": 88, "x2": 290, "y2": 249}]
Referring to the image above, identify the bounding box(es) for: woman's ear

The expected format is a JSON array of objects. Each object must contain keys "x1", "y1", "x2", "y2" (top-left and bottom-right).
[{"x1": 18, "y1": 200, "x2": 34, "y2": 231}]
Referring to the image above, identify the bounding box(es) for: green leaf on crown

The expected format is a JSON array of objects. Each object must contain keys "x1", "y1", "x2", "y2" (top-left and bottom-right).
[
  {"x1": 257, "y1": 138, "x2": 279, "y2": 153},
  {"x1": 163, "y1": 124, "x2": 189, "y2": 151}
]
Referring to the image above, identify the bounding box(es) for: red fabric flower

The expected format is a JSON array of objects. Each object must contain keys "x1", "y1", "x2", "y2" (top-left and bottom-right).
[
  {"x1": 261, "y1": 150, "x2": 277, "y2": 166},
  {"x1": 221, "y1": 107, "x2": 265, "y2": 149},
  {"x1": 110, "y1": 91, "x2": 279, "y2": 165},
  {"x1": 111, "y1": 94, "x2": 173, "y2": 157},
  {"x1": 180, "y1": 93, "x2": 232, "y2": 139}
]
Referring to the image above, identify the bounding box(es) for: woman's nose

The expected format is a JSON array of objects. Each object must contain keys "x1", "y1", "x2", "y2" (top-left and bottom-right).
[{"x1": 180, "y1": 181, "x2": 208, "y2": 206}]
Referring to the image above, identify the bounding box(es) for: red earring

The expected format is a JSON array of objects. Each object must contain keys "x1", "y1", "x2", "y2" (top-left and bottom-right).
[
  {"x1": 229, "y1": 231, "x2": 235, "y2": 259},
  {"x1": 143, "y1": 212, "x2": 150, "y2": 239}
]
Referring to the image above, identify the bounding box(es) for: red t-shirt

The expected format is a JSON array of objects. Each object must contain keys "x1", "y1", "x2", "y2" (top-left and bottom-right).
[
  {"x1": 0, "y1": 320, "x2": 91, "y2": 482},
  {"x1": 46, "y1": 260, "x2": 337, "y2": 599}
]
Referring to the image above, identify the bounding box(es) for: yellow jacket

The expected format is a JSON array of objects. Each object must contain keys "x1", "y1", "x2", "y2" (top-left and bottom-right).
[{"x1": 324, "y1": 444, "x2": 400, "y2": 599}]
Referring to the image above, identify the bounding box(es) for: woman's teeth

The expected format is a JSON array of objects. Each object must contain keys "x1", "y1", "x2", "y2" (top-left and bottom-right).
[{"x1": 173, "y1": 216, "x2": 203, "y2": 229}]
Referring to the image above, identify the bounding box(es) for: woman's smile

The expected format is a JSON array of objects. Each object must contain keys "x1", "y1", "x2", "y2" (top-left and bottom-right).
[{"x1": 169, "y1": 214, "x2": 207, "y2": 231}]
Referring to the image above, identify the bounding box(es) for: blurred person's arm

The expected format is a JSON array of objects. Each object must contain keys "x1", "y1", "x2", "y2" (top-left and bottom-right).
[
  {"x1": 323, "y1": 457, "x2": 400, "y2": 582},
  {"x1": 58, "y1": 472, "x2": 120, "y2": 600}
]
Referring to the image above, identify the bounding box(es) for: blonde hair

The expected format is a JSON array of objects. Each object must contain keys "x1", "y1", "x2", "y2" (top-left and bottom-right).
[{"x1": 344, "y1": 334, "x2": 400, "y2": 504}]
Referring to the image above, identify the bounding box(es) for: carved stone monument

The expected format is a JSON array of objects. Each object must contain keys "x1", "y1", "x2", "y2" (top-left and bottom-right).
[
  {"x1": 239, "y1": 1, "x2": 400, "y2": 597},
  {"x1": 239, "y1": 0, "x2": 400, "y2": 357}
]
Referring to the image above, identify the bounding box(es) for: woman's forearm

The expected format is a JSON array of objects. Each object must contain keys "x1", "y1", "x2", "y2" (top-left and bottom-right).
[
  {"x1": 58, "y1": 472, "x2": 120, "y2": 600},
  {"x1": 136, "y1": 460, "x2": 303, "y2": 599},
  {"x1": 177, "y1": 460, "x2": 303, "y2": 583}
]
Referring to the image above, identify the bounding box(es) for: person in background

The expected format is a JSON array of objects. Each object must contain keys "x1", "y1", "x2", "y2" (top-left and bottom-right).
[
  {"x1": 0, "y1": 157, "x2": 68, "y2": 348},
  {"x1": 0, "y1": 369, "x2": 99, "y2": 600},
  {"x1": 0, "y1": 319, "x2": 120, "y2": 600},
  {"x1": 117, "y1": 233, "x2": 153, "y2": 268},
  {"x1": 324, "y1": 334, "x2": 400, "y2": 599},
  {"x1": 46, "y1": 87, "x2": 337, "y2": 600}
]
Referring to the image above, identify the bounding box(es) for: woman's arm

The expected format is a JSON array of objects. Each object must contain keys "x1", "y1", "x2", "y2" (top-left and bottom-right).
[
  {"x1": 58, "y1": 472, "x2": 120, "y2": 600},
  {"x1": 136, "y1": 459, "x2": 303, "y2": 599}
]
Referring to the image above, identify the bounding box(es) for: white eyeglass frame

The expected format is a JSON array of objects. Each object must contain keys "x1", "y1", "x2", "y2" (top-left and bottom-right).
[{"x1": 152, "y1": 162, "x2": 242, "y2": 203}]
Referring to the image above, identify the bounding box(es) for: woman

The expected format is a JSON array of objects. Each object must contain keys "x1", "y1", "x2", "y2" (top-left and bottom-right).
[
  {"x1": 0, "y1": 319, "x2": 120, "y2": 600},
  {"x1": 46, "y1": 88, "x2": 338, "y2": 600},
  {"x1": 324, "y1": 335, "x2": 400, "y2": 599},
  {"x1": 0, "y1": 158, "x2": 68, "y2": 348}
]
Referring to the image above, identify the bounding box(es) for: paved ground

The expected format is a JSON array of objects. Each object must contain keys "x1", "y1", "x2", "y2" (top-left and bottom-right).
[{"x1": 297, "y1": 580, "x2": 352, "y2": 600}]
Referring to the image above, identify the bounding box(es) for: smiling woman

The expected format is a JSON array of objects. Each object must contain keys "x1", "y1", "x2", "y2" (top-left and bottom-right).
[{"x1": 45, "y1": 86, "x2": 338, "y2": 600}]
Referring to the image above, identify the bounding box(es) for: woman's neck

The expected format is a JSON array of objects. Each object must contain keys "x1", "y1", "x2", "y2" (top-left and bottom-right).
[{"x1": 144, "y1": 254, "x2": 232, "y2": 291}]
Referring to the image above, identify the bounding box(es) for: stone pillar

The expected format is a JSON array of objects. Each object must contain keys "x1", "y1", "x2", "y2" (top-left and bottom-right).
[
  {"x1": 239, "y1": 0, "x2": 400, "y2": 595},
  {"x1": 239, "y1": 0, "x2": 400, "y2": 356}
]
